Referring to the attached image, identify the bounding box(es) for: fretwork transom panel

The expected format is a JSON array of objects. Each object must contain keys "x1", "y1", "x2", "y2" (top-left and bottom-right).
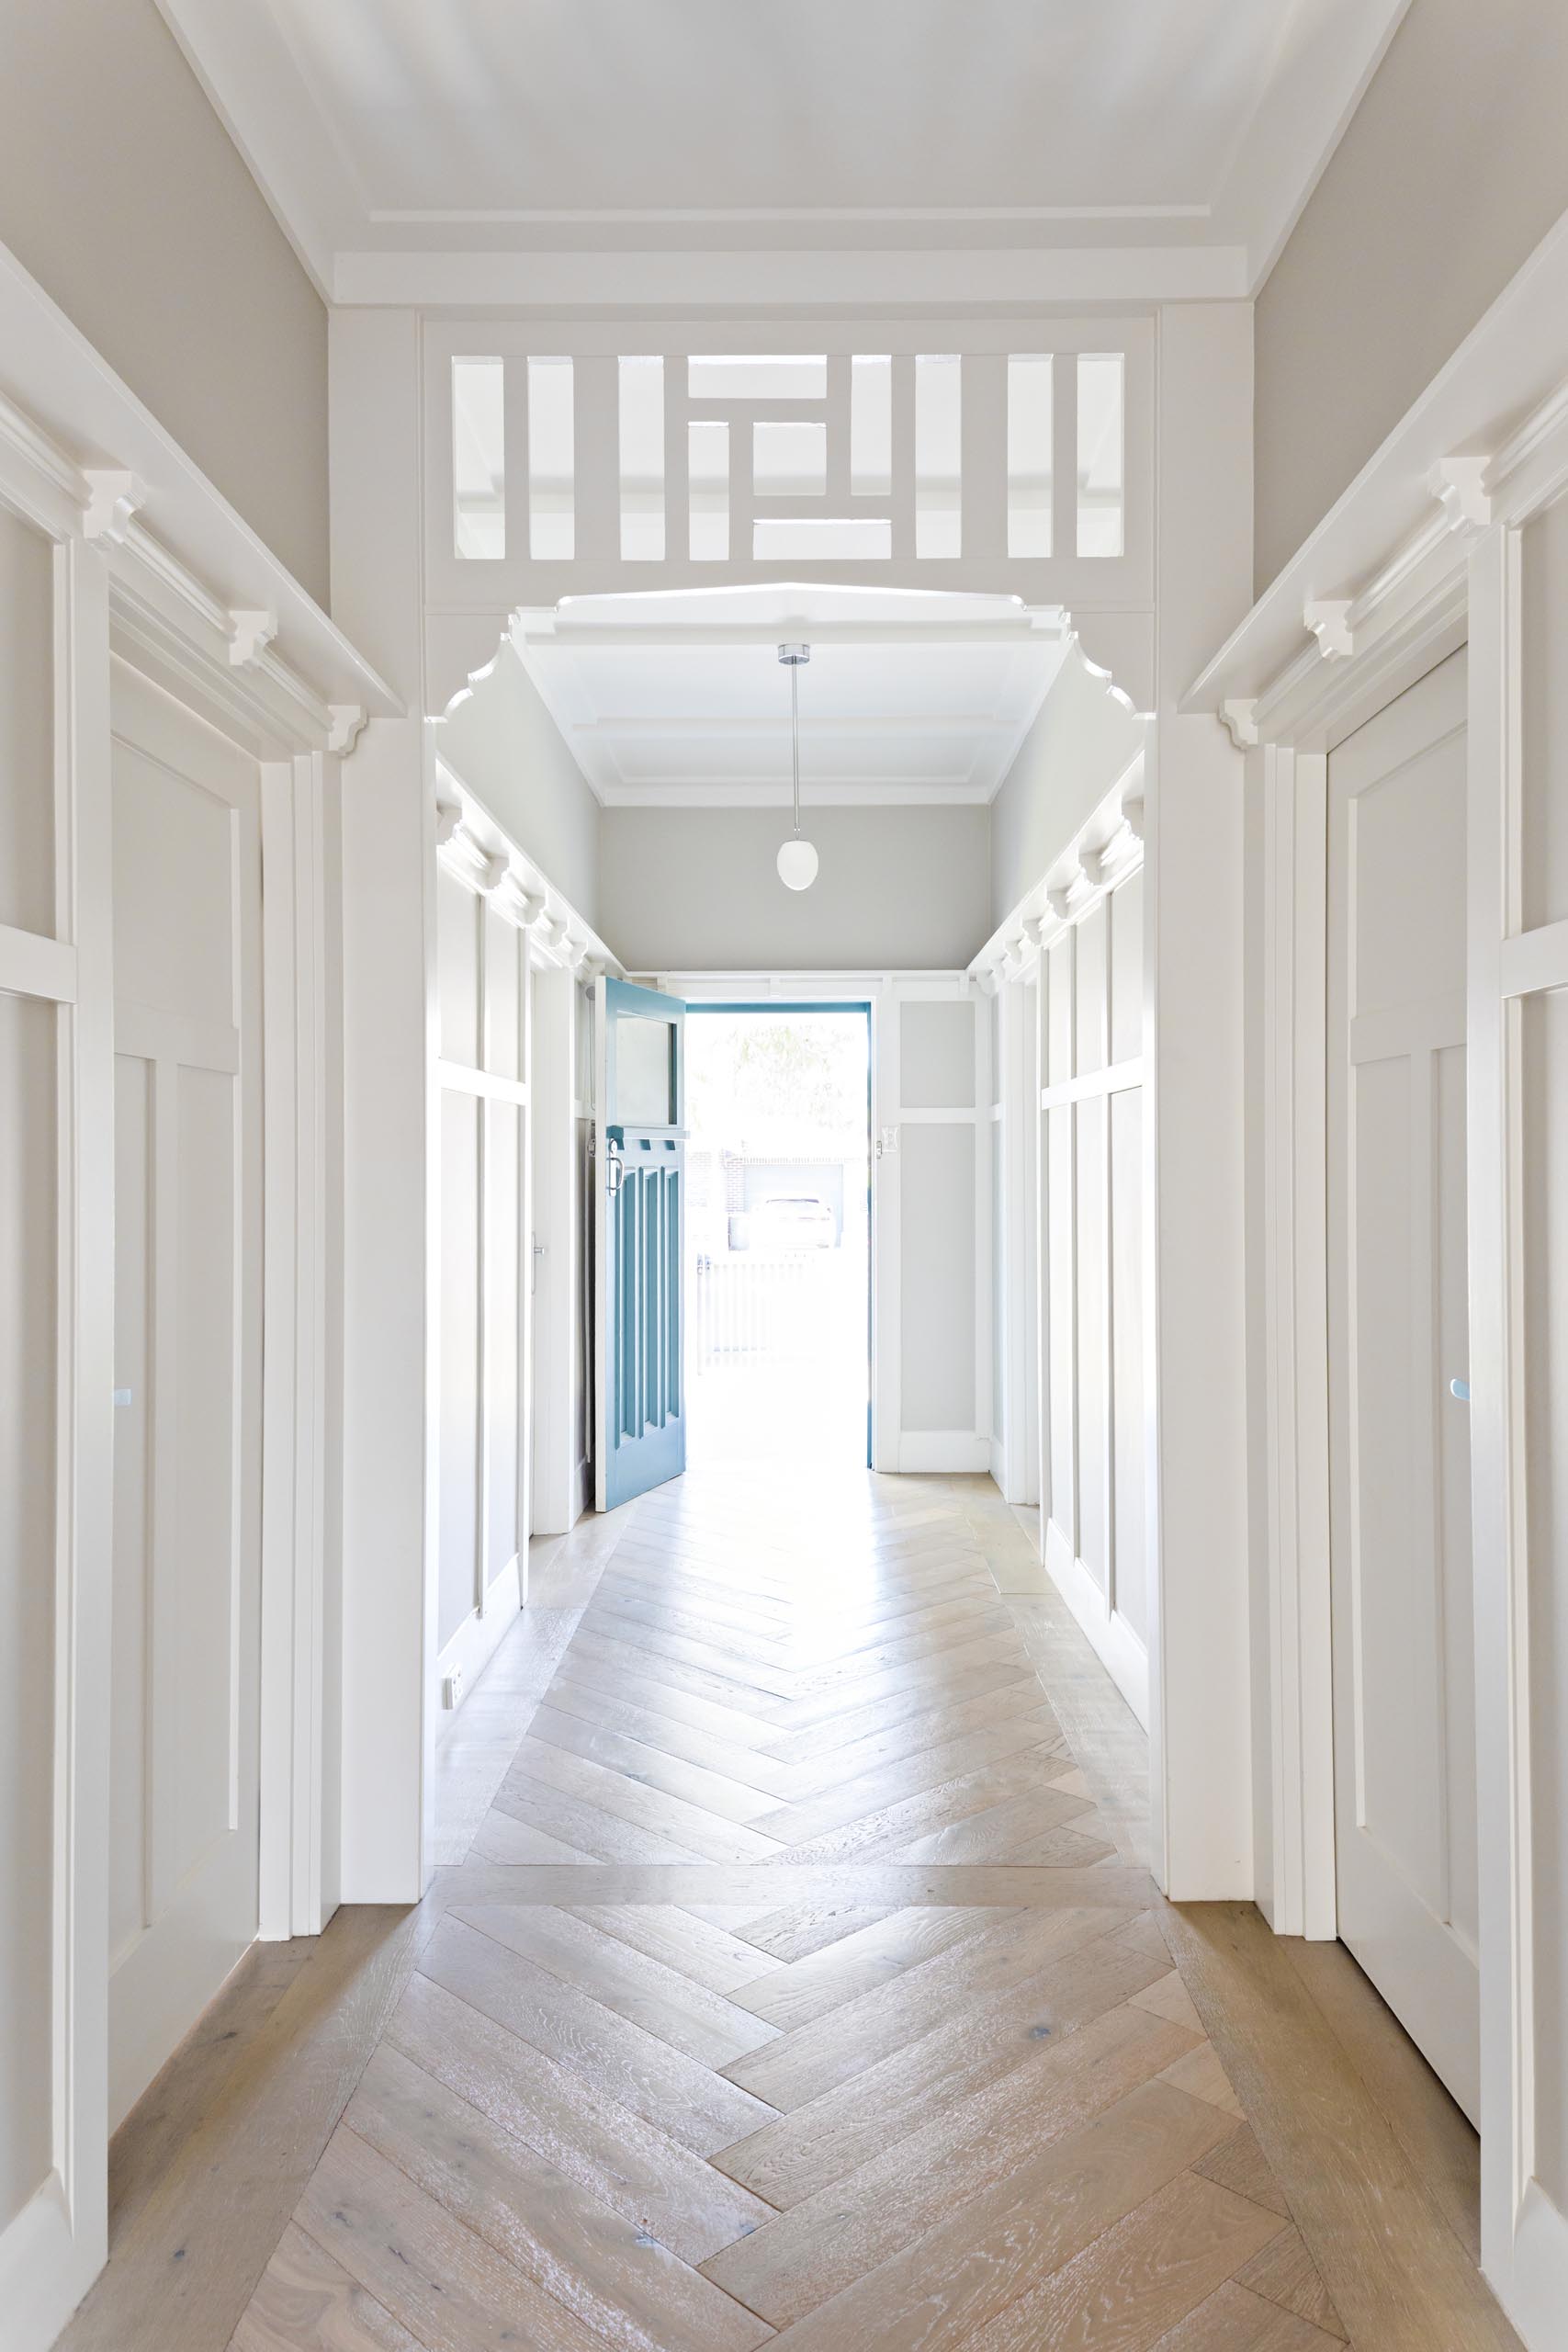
[{"x1": 424, "y1": 319, "x2": 1153, "y2": 613}]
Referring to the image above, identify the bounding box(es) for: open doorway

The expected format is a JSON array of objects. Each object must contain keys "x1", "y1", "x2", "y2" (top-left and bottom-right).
[{"x1": 685, "y1": 1004, "x2": 871, "y2": 1466}]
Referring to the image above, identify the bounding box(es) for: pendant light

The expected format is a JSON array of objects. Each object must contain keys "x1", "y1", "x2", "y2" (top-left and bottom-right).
[{"x1": 776, "y1": 642, "x2": 818, "y2": 890}]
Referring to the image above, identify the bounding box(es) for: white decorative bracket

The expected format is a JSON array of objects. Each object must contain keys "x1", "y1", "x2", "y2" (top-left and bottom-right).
[
  {"x1": 1021, "y1": 915, "x2": 1044, "y2": 951},
  {"x1": 1220, "y1": 698, "x2": 1259, "y2": 750},
  {"x1": 434, "y1": 796, "x2": 464, "y2": 848},
  {"x1": 1431, "y1": 455, "x2": 1493, "y2": 533},
  {"x1": 516, "y1": 893, "x2": 547, "y2": 931},
  {"x1": 1046, "y1": 874, "x2": 1080, "y2": 923},
  {"x1": 1120, "y1": 786, "x2": 1146, "y2": 839},
  {"x1": 227, "y1": 608, "x2": 277, "y2": 669},
  {"x1": 327, "y1": 703, "x2": 367, "y2": 756},
  {"x1": 81, "y1": 469, "x2": 146, "y2": 546},
  {"x1": 476, "y1": 851, "x2": 513, "y2": 896},
  {"x1": 1303, "y1": 601, "x2": 1355, "y2": 661}
]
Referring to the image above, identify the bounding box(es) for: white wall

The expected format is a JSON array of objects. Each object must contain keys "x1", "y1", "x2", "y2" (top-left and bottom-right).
[
  {"x1": 604, "y1": 803, "x2": 990, "y2": 973},
  {"x1": 440, "y1": 645, "x2": 602, "y2": 930},
  {"x1": 990, "y1": 643, "x2": 1147, "y2": 926},
  {"x1": 0, "y1": 2, "x2": 330, "y2": 601}
]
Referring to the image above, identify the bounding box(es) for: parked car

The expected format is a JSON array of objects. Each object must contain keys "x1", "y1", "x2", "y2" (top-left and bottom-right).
[{"x1": 750, "y1": 1193, "x2": 836, "y2": 1250}]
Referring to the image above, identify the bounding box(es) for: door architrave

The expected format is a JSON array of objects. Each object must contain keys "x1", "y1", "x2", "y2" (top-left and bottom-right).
[{"x1": 1198, "y1": 354, "x2": 1568, "y2": 2346}]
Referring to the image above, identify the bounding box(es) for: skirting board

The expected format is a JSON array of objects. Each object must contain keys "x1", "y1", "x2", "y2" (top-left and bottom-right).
[
  {"x1": 0, "y1": 2176, "x2": 97, "y2": 2352},
  {"x1": 897, "y1": 1430, "x2": 993, "y2": 1474},
  {"x1": 435, "y1": 1555, "x2": 522, "y2": 1713},
  {"x1": 989, "y1": 1436, "x2": 1006, "y2": 1487},
  {"x1": 1043, "y1": 1515, "x2": 1150, "y2": 1727}
]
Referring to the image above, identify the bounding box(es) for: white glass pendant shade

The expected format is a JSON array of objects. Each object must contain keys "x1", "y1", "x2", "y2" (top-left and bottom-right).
[{"x1": 777, "y1": 836, "x2": 819, "y2": 890}]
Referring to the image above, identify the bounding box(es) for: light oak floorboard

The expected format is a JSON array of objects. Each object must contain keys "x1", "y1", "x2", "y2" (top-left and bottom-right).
[
  {"x1": 82, "y1": 1464, "x2": 1483, "y2": 2352},
  {"x1": 383, "y1": 1972, "x2": 775, "y2": 2267}
]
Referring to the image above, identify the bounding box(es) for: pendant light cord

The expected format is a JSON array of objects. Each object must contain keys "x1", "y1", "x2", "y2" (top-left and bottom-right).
[{"x1": 790, "y1": 660, "x2": 801, "y2": 837}]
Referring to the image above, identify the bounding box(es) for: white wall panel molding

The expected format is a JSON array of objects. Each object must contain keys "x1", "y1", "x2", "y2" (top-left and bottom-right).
[
  {"x1": 258, "y1": 749, "x2": 346, "y2": 1941},
  {"x1": 1465, "y1": 498, "x2": 1568, "y2": 2347},
  {"x1": 0, "y1": 475, "x2": 115, "y2": 2352},
  {"x1": 1250, "y1": 740, "x2": 1334, "y2": 1941},
  {"x1": 427, "y1": 762, "x2": 618, "y2": 1751}
]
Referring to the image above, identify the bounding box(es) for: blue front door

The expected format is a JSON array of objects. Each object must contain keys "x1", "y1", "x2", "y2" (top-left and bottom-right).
[{"x1": 594, "y1": 977, "x2": 687, "y2": 1510}]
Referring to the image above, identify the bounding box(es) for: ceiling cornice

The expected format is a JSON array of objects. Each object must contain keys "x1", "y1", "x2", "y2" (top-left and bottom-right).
[{"x1": 157, "y1": 0, "x2": 1412, "y2": 312}]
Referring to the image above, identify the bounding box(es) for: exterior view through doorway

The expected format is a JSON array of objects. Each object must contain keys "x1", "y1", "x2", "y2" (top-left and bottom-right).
[{"x1": 685, "y1": 1004, "x2": 871, "y2": 1466}]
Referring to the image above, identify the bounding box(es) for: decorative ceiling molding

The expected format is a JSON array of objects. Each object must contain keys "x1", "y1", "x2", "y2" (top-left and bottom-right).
[
  {"x1": 971, "y1": 750, "x2": 1147, "y2": 985},
  {"x1": 155, "y1": 0, "x2": 1408, "y2": 306},
  {"x1": 502, "y1": 584, "x2": 1076, "y2": 809},
  {"x1": 1302, "y1": 599, "x2": 1354, "y2": 662},
  {"x1": 82, "y1": 469, "x2": 146, "y2": 546},
  {"x1": 327, "y1": 702, "x2": 368, "y2": 756},
  {"x1": 228, "y1": 608, "x2": 279, "y2": 669},
  {"x1": 0, "y1": 243, "x2": 397, "y2": 733},
  {"x1": 434, "y1": 759, "x2": 623, "y2": 971},
  {"x1": 1185, "y1": 208, "x2": 1568, "y2": 738}
]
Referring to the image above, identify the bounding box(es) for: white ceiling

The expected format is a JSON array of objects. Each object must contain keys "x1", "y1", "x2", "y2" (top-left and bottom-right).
[
  {"x1": 511, "y1": 585, "x2": 1071, "y2": 807},
  {"x1": 157, "y1": 0, "x2": 1410, "y2": 305}
]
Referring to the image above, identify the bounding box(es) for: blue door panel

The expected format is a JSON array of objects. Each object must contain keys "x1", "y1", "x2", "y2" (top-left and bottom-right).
[{"x1": 597, "y1": 978, "x2": 686, "y2": 1510}]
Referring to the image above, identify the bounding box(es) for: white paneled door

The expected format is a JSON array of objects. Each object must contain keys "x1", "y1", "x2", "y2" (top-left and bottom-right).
[
  {"x1": 107, "y1": 667, "x2": 264, "y2": 2130},
  {"x1": 1327, "y1": 648, "x2": 1479, "y2": 2120}
]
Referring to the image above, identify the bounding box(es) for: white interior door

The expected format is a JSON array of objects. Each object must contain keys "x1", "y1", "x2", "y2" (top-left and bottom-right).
[
  {"x1": 1327, "y1": 647, "x2": 1479, "y2": 2120},
  {"x1": 108, "y1": 665, "x2": 264, "y2": 2130}
]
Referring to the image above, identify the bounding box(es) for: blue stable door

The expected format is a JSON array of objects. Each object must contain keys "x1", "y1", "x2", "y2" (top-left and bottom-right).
[{"x1": 594, "y1": 977, "x2": 687, "y2": 1510}]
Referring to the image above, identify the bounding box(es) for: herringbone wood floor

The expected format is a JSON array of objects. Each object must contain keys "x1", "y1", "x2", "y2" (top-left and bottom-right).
[{"x1": 230, "y1": 1468, "x2": 1348, "y2": 2351}]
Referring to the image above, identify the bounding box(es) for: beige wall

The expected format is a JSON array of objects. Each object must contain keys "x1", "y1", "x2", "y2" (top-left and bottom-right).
[
  {"x1": 0, "y1": 1, "x2": 329, "y2": 603},
  {"x1": 440, "y1": 646, "x2": 603, "y2": 929},
  {"x1": 990, "y1": 644, "x2": 1146, "y2": 926},
  {"x1": 602, "y1": 804, "x2": 990, "y2": 975},
  {"x1": 1255, "y1": 0, "x2": 1568, "y2": 590}
]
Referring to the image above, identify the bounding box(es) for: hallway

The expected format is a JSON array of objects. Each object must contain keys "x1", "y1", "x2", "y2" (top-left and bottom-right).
[{"x1": 62, "y1": 1464, "x2": 1507, "y2": 2352}]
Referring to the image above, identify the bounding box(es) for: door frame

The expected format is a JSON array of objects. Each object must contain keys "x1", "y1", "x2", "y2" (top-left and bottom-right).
[
  {"x1": 683, "y1": 997, "x2": 874, "y2": 1469},
  {"x1": 529, "y1": 957, "x2": 592, "y2": 1533},
  {"x1": 638, "y1": 968, "x2": 995, "y2": 1480},
  {"x1": 1201, "y1": 347, "x2": 1568, "y2": 2346},
  {"x1": 0, "y1": 370, "x2": 389, "y2": 2346}
]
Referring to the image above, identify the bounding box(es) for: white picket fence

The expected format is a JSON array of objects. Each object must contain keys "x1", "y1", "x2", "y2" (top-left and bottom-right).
[{"x1": 694, "y1": 1249, "x2": 865, "y2": 1369}]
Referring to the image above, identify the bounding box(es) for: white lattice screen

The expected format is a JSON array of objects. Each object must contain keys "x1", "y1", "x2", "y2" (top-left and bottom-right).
[{"x1": 424, "y1": 321, "x2": 1153, "y2": 613}]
